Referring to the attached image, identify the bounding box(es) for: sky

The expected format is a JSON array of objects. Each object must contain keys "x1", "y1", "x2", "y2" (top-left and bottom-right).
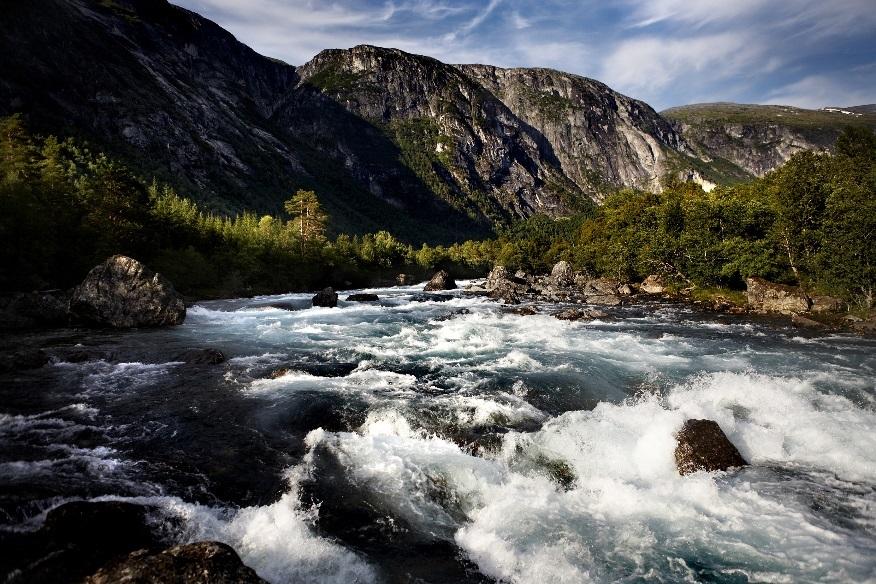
[{"x1": 172, "y1": 0, "x2": 876, "y2": 111}]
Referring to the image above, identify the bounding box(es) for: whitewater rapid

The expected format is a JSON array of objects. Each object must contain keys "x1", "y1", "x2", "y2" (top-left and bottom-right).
[{"x1": 1, "y1": 283, "x2": 874, "y2": 583}]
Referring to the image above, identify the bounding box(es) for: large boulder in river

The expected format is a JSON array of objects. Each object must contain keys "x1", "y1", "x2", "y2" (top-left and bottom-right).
[
  {"x1": 745, "y1": 277, "x2": 811, "y2": 314},
  {"x1": 424, "y1": 270, "x2": 456, "y2": 291},
  {"x1": 69, "y1": 256, "x2": 186, "y2": 328},
  {"x1": 550, "y1": 261, "x2": 574, "y2": 288},
  {"x1": 86, "y1": 542, "x2": 267, "y2": 584},
  {"x1": 312, "y1": 287, "x2": 338, "y2": 307},
  {"x1": 675, "y1": 419, "x2": 748, "y2": 475}
]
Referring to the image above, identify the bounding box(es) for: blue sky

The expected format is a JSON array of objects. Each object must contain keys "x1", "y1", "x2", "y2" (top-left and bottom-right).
[{"x1": 173, "y1": 0, "x2": 876, "y2": 111}]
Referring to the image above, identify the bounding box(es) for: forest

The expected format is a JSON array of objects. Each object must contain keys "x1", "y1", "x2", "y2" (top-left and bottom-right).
[{"x1": 1, "y1": 114, "x2": 874, "y2": 306}]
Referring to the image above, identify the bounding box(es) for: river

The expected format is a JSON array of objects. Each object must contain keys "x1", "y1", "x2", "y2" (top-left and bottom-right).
[{"x1": 1, "y1": 282, "x2": 874, "y2": 583}]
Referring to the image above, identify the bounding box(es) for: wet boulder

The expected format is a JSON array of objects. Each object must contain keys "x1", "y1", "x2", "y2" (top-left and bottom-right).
[
  {"x1": 586, "y1": 294, "x2": 622, "y2": 306},
  {"x1": 554, "y1": 308, "x2": 608, "y2": 321},
  {"x1": 424, "y1": 270, "x2": 456, "y2": 291},
  {"x1": 311, "y1": 287, "x2": 338, "y2": 308},
  {"x1": 2, "y1": 501, "x2": 163, "y2": 583},
  {"x1": 85, "y1": 541, "x2": 267, "y2": 584},
  {"x1": 346, "y1": 293, "x2": 379, "y2": 302},
  {"x1": 69, "y1": 256, "x2": 186, "y2": 328},
  {"x1": 173, "y1": 348, "x2": 226, "y2": 365},
  {"x1": 640, "y1": 275, "x2": 666, "y2": 294},
  {"x1": 745, "y1": 277, "x2": 811, "y2": 314},
  {"x1": 675, "y1": 419, "x2": 748, "y2": 475},
  {"x1": 550, "y1": 261, "x2": 574, "y2": 288}
]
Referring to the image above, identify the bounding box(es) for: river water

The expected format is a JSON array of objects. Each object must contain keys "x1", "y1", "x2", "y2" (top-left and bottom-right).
[{"x1": 1, "y1": 283, "x2": 875, "y2": 583}]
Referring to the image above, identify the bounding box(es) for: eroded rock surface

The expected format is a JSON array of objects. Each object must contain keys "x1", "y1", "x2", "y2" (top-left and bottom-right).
[{"x1": 68, "y1": 256, "x2": 186, "y2": 328}]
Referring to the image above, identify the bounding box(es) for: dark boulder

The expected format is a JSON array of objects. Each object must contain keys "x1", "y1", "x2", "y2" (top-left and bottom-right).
[
  {"x1": 85, "y1": 541, "x2": 267, "y2": 584},
  {"x1": 675, "y1": 419, "x2": 748, "y2": 475},
  {"x1": 173, "y1": 348, "x2": 226, "y2": 365},
  {"x1": 0, "y1": 348, "x2": 49, "y2": 372},
  {"x1": 1, "y1": 501, "x2": 163, "y2": 583},
  {"x1": 311, "y1": 287, "x2": 338, "y2": 308},
  {"x1": 69, "y1": 256, "x2": 186, "y2": 328},
  {"x1": 423, "y1": 270, "x2": 456, "y2": 291},
  {"x1": 0, "y1": 290, "x2": 70, "y2": 329},
  {"x1": 346, "y1": 293, "x2": 379, "y2": 302}
]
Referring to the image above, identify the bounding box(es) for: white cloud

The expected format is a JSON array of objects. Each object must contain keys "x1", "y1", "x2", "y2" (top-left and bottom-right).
[
  {"x1": 600, "y1": 33, "x2": 776, "y2": 95},
  {"x1": 764, "y1": 74, "x2": 876, "y2": 109}
]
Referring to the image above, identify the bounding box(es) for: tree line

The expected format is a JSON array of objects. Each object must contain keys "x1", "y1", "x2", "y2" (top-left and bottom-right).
[{"x1": 1, "y1": 114, "x2": 873, "y2": 306}]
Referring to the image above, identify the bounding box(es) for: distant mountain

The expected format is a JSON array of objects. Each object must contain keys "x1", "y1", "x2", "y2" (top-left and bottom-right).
[
  {"x1": 662, "y1": 103, "x2": 876, "y2": 178},
  {"x1": 2, "y1": 0, "x2": 869, "y2": 243},
  {"x1": 826, "y1": 104, "x2": 876, "y2": 115}
]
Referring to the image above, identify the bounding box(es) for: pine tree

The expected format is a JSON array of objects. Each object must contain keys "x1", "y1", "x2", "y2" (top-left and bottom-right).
[{"x1": 284, "y1": 190, "x2": 328, "y2": 254}]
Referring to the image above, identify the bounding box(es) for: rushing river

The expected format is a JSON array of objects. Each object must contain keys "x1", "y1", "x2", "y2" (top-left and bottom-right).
[{"x1": 1, "y1": 282, "x2": 875, "y2": 583}]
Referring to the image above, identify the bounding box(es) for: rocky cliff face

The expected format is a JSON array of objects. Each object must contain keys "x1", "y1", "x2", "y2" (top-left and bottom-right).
[
  {"x1": 458, "y1": 65, "x2": 690, "y2": 199},
  {"x1": 6, "y1": 1, "x2": 860, "y2": 242},
  {"x1": 663, "y1": 103, "x2": 876, "y2": 178}
]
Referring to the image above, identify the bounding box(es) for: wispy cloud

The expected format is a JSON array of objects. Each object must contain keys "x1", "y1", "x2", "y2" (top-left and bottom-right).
[{"x1": 172, "y1": 0, "x2": 876, "y2": 110}]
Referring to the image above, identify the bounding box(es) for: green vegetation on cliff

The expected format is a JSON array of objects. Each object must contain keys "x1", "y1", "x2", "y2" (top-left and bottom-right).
[{"x1": 1, "y1": 115, "x2": 873, "y2": 306}]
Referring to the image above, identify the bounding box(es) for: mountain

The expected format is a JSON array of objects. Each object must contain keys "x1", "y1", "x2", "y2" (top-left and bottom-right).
[
  {"x1": 3, "y1": 0, "x2": 867, "y2": 243},
  {"x1": 662, "y1": 102, "x2": 876, "y2": 178},
  {"x1": 0, "y1": 0, "x2": 699, "y2": 242}
]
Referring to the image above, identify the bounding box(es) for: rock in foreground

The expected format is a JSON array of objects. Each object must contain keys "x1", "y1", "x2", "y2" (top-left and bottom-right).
[
  {"x1": 86, "y1": 542, "x2": 267, "y2": 584},
  {"x1": 69, "y1": 256, "x2": 186, "y2": 328},
  {"x1": 312, "y1": 287, "x2": 338, "y2": 307},
  {"x1": 424, "y1": 270, "x2": 456, "y2": 291},
  {"x1": 675, "y1": 419, "x2": 748, "y2": 475}
]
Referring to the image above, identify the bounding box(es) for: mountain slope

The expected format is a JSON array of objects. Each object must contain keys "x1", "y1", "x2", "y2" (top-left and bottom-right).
[{"x1": 662, "y1": 102, "x2": 876, "y2": 178}]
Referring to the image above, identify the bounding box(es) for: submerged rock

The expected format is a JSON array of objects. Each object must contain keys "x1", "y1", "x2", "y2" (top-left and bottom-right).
[
  {"x1": 69, "y1": 256, "x2": 186, "y2": 328},
  {"x1": 424, "y1": 270, "x2": 456, "y2": 291},
  {"x1": 791, "y1": 314, "x2": 824, "y2": 329},
  {"x1": 311, "y1": 287, "x2": 338, "y2": 308},
  {"x1": 346, "y1": 293, "x2": 379, "y2": 302},
  {"x1": 411, "y1": 293, "x2": 453, "y2": 303},
  {"x1": 674, "y1": 419, "x2": 748, "y2": 475},
  {"x1": 0, "y1": 348, "x2": 50, "y2": 372},
  {"x1": 554, "y1": 308, "x2": 608, "y2": 321},
  {"x1": 640, "y1": 275, "x2": 665, "y2": 294},
  {"x1": 86, "y1": 541, "x2": 267, "y2": 584},
  {"x1": 173, "y1": 348, "x2": 226, "y2": 365},
  {"x1": 745, "y1": 277, "x2": 811, "y2": 314},
  {"x1": 507, "y1": 305, "x2": 539, "y2": 316}
]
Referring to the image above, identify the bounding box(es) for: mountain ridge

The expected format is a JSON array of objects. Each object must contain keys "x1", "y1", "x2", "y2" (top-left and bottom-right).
[{"x1": 2, "y1": 0, "x2": 871, "y2": 242}]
